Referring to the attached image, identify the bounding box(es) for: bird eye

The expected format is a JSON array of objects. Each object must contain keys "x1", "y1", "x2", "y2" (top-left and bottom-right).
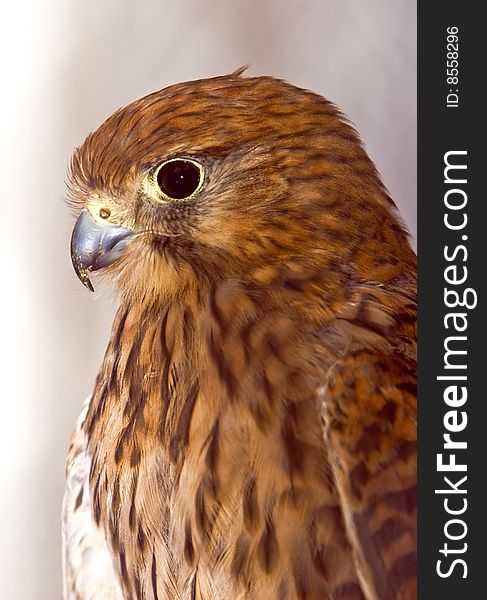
[{"x1": 153, "y1": 158, "x2": 204, "y2": 201}]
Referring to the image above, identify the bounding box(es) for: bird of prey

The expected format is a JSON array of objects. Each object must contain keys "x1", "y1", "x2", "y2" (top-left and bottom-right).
[{"x1": 63, "y1": 72, "x2": 416, "y2": 600}]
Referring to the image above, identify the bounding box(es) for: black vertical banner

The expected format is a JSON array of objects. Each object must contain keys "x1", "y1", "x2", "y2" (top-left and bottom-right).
[{"x1": 419, "y1": 4, "x2": 485, "y2": 599}]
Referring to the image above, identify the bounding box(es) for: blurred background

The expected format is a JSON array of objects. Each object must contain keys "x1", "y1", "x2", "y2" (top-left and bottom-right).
[{"x1": 0, "y1": 1, "x2": 416, "y2": 598}]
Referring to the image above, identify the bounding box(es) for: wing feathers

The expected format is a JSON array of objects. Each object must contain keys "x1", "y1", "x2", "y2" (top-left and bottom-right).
[{"x1": 321, "y1": 352, "x2": 417, "y2": 600}]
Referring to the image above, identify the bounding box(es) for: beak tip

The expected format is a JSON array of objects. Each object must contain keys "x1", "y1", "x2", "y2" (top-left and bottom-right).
[{"x1": 71, "y1": 253, "x2": 95, "y2": 292}]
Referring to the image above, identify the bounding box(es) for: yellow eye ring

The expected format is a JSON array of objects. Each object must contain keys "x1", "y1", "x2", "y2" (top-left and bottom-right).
[{"x1": 145, "y1": 158, "x2": 204, "y2": 202}]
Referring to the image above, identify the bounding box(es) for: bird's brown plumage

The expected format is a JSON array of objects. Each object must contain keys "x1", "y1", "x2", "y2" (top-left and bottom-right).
[{"x1": 65, "y1": 73, "x2": 416, "y2": 600}]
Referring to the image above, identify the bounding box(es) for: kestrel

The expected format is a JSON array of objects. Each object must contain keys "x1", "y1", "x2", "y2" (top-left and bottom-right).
[{"x1": 63, "y1": 73, "x2": 417, "y2": 600}]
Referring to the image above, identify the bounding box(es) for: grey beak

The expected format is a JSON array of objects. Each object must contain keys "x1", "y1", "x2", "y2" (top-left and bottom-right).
[{"x1": 70, "y1": 209, "x2": 135, "y2": 291}]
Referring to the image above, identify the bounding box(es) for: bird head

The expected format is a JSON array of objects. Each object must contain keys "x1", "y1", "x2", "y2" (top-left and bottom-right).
[{"x1": 68, "y1": 73, "x2": 411, "y2": 303}]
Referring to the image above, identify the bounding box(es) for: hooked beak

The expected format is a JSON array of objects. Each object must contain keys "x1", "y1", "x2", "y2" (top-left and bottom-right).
[{"x1": 70, "y1": 209, "x2": 135, "y2": 291}]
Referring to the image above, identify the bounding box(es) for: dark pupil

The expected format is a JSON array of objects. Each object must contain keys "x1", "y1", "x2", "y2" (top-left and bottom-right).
[{"x1": 157, "y1": 160, "x2": 201, "y2": 199}]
